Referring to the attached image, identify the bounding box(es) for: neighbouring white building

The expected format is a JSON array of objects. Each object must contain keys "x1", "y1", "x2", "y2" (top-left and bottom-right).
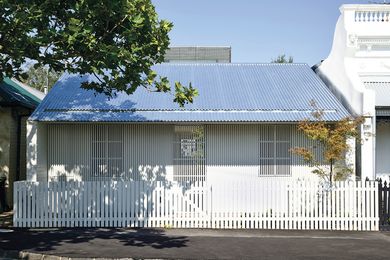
[{"x1": 316, "y1": 4, "x2": 390, "y2": 181}]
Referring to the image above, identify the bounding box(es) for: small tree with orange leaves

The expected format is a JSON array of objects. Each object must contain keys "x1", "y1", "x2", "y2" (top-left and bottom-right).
[{"x1": 290, "y1": 101, "x2": 364, "y2": 183}]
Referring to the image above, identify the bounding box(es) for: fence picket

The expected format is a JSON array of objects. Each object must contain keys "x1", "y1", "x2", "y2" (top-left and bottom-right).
[
  {"x1": 105, "y1": 182, "x2": 109, "y2": 227},
  {"x1": 290, "y1": 180, "x2": 295, "y2": 230},
  {"x1": 361, "y1": 181, "x2": 365, "y2": 231},
  {"x1": 359, "y1": 181, "x2": 363, "y2": 231},
  {"x1": 13, "y1": 179, "x2": 380, "y2": 231},
  {"x1": 352, "y1": 181, "x2": 357, "y2": 231},
  {"x1": 370, "y1": 181, "x2": 374, "y2": 230},
  {"x1": 374, "y1": 181, "x2": 379, "y2": 231}
]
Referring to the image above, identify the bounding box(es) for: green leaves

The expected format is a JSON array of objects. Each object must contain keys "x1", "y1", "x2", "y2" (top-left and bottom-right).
[
  {"x1": 133, "y1": 14, "x2": 145, "y2": 25},
  {"x1": 153, "y1": 76, "x2": 168, "y2": 92},
  {"x1": 0, "y1": 0, "x2": 197, "y2": 106},
  {"x1": 271, "y1": 54, "x2": 294, "y2": 63},
  {"x1": 291, "y1": 101, "x2": 365, "y2": 183},
  {"x1": 174, "y1": 82, "x2": 198, "y2": 107}
]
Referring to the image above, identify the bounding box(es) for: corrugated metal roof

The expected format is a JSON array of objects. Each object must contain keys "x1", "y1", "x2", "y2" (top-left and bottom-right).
[
  {"x1": 30, "y1": 63, "x2": 350, "y2": 122},
  {"x1": 0, "y1": 77, "x2": 44, "y2": 108},
  {"x1": 364, "y1": 81, "x2": 390, "y2": 107}
]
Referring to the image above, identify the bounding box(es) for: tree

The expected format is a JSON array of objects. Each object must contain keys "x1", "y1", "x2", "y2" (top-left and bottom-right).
[
  {"x1": 271, "y1": 54, "x2": 293, "y2": 63},
  {"x1": 22, "y1": 65, "x2": 62, "y2": 92},
  {"x1": 0, "y1": 0, "x2": 197, "y2": 106},
  {"x1": 290, "y1": 101, "x2": 364, "y2": 183}
]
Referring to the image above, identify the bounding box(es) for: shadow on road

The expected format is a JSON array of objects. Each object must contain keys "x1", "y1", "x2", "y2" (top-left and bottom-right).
[{"x1": 0, "y1": 228, "x2": 189, "y2": 252}]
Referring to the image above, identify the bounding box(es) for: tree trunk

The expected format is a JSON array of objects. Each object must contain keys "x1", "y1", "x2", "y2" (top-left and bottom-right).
[{"x1": 329, "y1": 160, "x2": 333, "y2": 184}]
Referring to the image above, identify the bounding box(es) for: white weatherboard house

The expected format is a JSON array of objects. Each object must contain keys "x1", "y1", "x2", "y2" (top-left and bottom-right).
[
  {"x1": 17, "y1": 64, "x2": 380, "y2": 231},
  {"x1": 316, "y1": 4, "x2": 390, "y2": 181},
  {"x1": 26, "y1": 63, "x2": 350, "y2": 184}
]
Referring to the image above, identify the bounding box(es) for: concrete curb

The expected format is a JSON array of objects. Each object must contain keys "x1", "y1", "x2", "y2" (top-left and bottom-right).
[
  {"x1": 1, "y1": 249, "x2": 163, "y2": 260},
  {"x1": 18, "y1": 251, "x2": 136, "y2": 260}
]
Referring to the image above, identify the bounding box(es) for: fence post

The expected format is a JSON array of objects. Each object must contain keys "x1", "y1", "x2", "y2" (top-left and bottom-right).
[
  {"x1": 378, "y1": 179, "x2": 383, "y2": 226},
  {"x1": 13, "y1": 182, "x2": 17, "y2": 227},
  {"x1": 385, "y1": 181, "x2": 390, "y2": 226},
  {"x1": 209, "y1": 184, "x2": 213, "y2": 228},
  {"x1": 384, "y1": 181, "x2": 388, "y2": 227}
]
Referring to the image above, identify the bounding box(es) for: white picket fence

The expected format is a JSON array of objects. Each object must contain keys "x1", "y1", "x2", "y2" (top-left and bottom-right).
[{"x1": 13, "y1": 180, "x2": 379, "y2": 231}]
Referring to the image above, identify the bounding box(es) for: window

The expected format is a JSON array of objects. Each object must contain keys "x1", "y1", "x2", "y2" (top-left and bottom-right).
[
  {"x1": 259, "y1": 125, "x2": 291, "y2": 176},
  {"x1": 173, "y1": 125, "x2": 206, "y2": 181},
  {"x1": 91, "y1": 125, "x2": 123, "y2": 180}
]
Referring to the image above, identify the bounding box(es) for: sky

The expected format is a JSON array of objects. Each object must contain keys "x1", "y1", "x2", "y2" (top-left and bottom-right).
[{"x1": 153, "y1": 0, "x2": 372, "y2": 65}]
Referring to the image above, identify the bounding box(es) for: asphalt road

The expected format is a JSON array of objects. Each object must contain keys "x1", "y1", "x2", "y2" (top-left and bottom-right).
[{"x1": 1, "y1": 228, "x2": 390, "y2": 259}]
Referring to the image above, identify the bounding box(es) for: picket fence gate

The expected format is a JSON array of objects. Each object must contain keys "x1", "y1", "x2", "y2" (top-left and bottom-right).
[
  {"x1": 378, "y1": 179, "x2": 390, "y2": 228},
  {"x1": 13, "y1": 180, "x2": 379, "y2": 231}
]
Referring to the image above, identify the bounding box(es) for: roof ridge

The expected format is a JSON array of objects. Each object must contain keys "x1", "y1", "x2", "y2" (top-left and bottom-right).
[
  {"x1": 157, "y1": 63, "x2": 308, "y2": 66},
  {"x1": 45, "y1": 108, "x2": 338, "y2": 112},
  {"x1": 9, "y1": 77, "x2": 45, "y2": 101}
]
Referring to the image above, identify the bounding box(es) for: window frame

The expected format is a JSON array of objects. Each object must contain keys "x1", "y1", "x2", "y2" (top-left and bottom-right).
[
  {"x1": 259, "y1": 125, "x2": 292, "y2": 177},
  {"x1": 173, "y1": 125, "x2": 206, "y2": 182},
  {"x1": 91, "y1": 125, "x2": 123, "y2": 180}
]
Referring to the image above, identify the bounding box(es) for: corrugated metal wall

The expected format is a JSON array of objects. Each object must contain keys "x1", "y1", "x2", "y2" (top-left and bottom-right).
[
  {"x1": 48, "y1": 124, "x2": 173, "y2": 181},
  {"x1": 123, "y1": 124, "x2": 173, "y2": 181},
  {"x1": 46, "y1": 124, "x2": 324, "y2": 182},
  {"x1": 205, "y1": 124, "x2": 324, "y2": 183}
]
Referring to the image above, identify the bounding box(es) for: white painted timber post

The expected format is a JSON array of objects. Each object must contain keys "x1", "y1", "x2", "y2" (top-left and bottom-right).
[
  {"x1": 26, "y1": 121, "x2": 38, "y2": 182},
  {"x1": 361, "y1": 89, "x2": 376, "y2": 180},
  {"x1": 26, "y1": 121, "x2": 48, "y2": 182}
]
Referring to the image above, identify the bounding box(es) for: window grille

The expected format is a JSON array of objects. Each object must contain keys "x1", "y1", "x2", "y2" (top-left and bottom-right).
[
  {"x1": 91, "y1": 125, "x2": 123, "y2": 180},
  {"x1": 173, "y1": 125, "x2": 206, "y2": 181},
  {"x1": 259, "y1": 125, "x2": 291, "y2": 176}
]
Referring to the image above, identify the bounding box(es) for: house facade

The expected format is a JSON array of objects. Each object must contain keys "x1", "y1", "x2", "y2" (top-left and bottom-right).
[
  {"x1": 316, "y1": 4, "x2": 390, "y2": 181},
  {"x1": 26, "y1": 64, "x2": 350, "y2": 184},
  {"x1": 0, "y1": 78, "x2": 44, "y2": 211}
]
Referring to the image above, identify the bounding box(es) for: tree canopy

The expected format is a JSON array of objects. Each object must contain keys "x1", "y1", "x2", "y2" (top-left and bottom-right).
[
  {"x1": 0, "y1": 0, "x2": 197, "y2": 106},
  {"x1": 22, "y1": 65, "x2": 62, "y2": 92},
  {"x1": 290, "y1": 101, "x2": 364, "y2": 183},
  {"x1": 271, "y1": 54, "x2": 294, "y2": 63}
]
